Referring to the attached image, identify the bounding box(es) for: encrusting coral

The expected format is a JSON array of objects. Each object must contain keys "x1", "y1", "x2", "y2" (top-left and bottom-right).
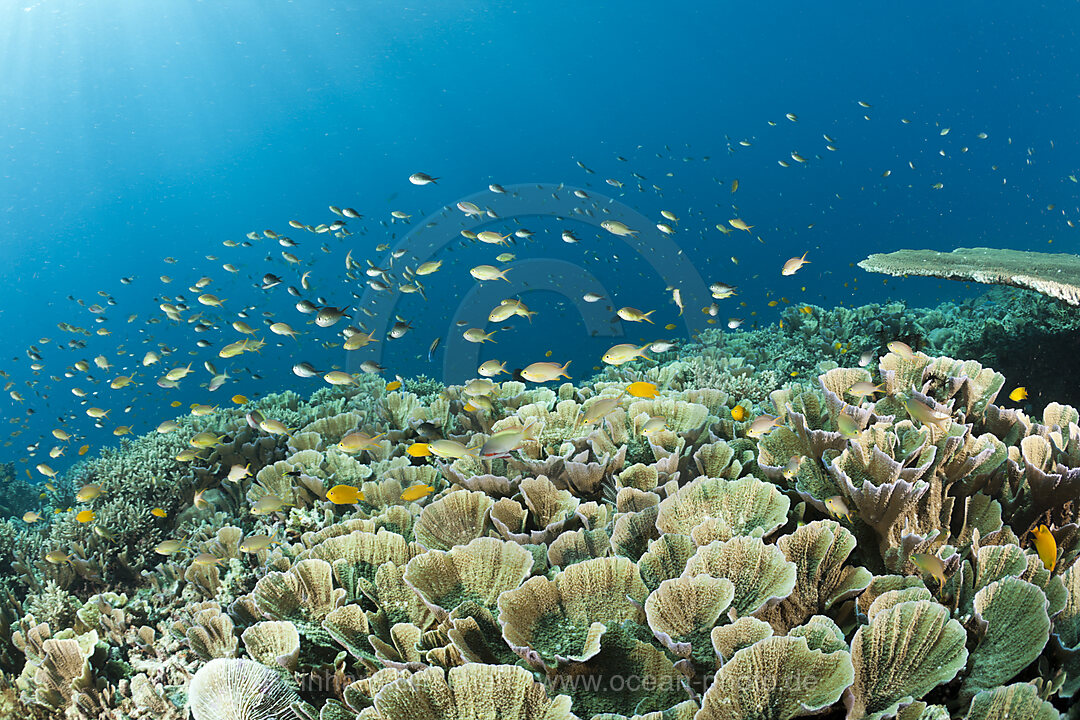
[{"x1": 3, "y1": 337, "x2": 1080, "y2": 720}]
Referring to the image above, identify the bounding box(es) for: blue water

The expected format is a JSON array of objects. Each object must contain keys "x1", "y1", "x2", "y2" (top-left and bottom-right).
[{"x1": 2, "y1": 0, "x2": 1078, "y2": 476}]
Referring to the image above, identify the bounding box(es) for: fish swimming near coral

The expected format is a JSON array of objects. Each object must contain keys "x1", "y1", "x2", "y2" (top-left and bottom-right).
[
  {"x1": 1033, "y1": 525, "x2": 1057, "y2": 571},
  {"x1": 326, "y1": 485, "x2": 364, "y2": 505}
]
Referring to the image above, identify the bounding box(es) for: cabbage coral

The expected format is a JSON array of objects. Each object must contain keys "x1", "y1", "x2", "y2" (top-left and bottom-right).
[{"x1": 7, "y1": 344, "x2": 1080, "y2": 720}]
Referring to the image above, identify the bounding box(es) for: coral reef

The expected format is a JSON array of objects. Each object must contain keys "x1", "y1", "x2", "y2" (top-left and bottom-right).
[{"x1": 2, "y1": 320, "x2": 1080, "y2": 719}]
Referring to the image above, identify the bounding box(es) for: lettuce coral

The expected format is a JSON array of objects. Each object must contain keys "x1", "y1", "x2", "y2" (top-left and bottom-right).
[{"x1": 4, "y1": 341, "x2": 1080, "y2": 720}]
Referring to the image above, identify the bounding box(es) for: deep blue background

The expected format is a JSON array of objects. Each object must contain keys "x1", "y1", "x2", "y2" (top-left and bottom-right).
[{"x1": 2, "y1": 0, "x2": 1078, "y2": 474}]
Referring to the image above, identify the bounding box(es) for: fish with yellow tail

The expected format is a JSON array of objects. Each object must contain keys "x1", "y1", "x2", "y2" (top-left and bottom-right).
[
  {"x1": 479, "y1": 422, "x2": 539, "y2": 459},
  {"x1": 626, "y1": 381, "x2": 659, "y2": 398},
  {"x1": 406, "y1": 442, "x2": 432, "y2": 457},
  {"x1": 824, "y1": 495, "x2": 853, "y2": 523},
  {"x1": 521, "y1": 361, "x2": 571, "y2": 383},
  {"x1": 781, "y1": 252, "x2": 810, "y2": 276},
  {"x1": 240, "y1": 534, "x2": 283, "y2": 553},
  {"x1": 903, "y1": 395, "x2": 951, "y2": 431},
  {"x1": 617, "y1": 307, "x2": 655, "y2": 324},
  {"x1": 326, "y1": 485, "x2": 364, "y2": 505},
  {"x1": 747, "y1": 414, "x2": 782, "y2": 438},
  {"x1": 337, "y1": 432, "x2": 385, "y2": 454},
  {"x1": 602, "y1": 343, "x2": 652, "y2": 366},
  {"x1": 886, "y1": 340, "x2": 916, "y2": 359},
  {"x1": 781, "y1": 455, "x2": 803, "y2": 480},
  {"x1": 911, "y1": 553, "x2": 947, "y2": 587},
  {"x1": 1033, "y1": 525, "x2": 1057, "y2": 571},
  {"x1": 400, "y1": 484, "x2": 436, "y2": 502},
  {"x1": 428, "y1": 439, "x2": 476, "y2": 460}
]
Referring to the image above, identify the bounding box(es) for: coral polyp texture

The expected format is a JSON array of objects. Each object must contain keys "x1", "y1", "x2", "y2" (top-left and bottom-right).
[{"x1": 2, "y1": 335, "x2": 1080, "y2": 720}]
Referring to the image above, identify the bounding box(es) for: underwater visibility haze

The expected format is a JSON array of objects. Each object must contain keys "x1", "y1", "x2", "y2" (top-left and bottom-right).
[{"x1": 2, "y1": 1, "x2": 1080, "y2": 718}]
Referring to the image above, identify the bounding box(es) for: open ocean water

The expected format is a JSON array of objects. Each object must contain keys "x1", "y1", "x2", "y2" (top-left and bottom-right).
[{"x1": 1, "y1": 2, "x2": 1079, "y2": 719}]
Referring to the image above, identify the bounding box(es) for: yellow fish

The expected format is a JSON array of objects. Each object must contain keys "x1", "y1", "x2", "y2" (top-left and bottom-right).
[
  {"x1": 617, "y1": 307, "x2": 655, "y2": 324},
  {"x1": 731, "y1": 405, "x2": 747, "y2": 422},
  {"x1": 239, "y1": 534, "x2": 281, "y2": 553},
  {"x1": 75, "y1": 509, "x2": 95, "y2": 524},
  {"x1": 477, "y1": 360, "x2": 508, "y2": 377},
  {"x1": 324, "y1": 371, "x2": 358, "y2": 386},
  {"x1": 190, "y1": 432, "x2": 226, "y2": 449},
  {"x1": 75, "y1": 484, "x2": 103, "y2": 502},
  {"x1": 231, "y1": 394, "x2": 249, "y2": 405},
  {"x1": 385, "y1": 380, "x2": 402, "y2": 392},
  {"x1": 406, "y1": 442, "x2": 432, "y2": 457},
  {"x1": 824, "y1": 495, "x2": 853, "y2": 523},
  {"x1": 626, "y1": 381, "x2": 659, "y2": 398},
  {"x1": 904, "y1": 396, "x2": 951, "y2": 431},
  {"x1": 151, "y1": 507, "x2": 167, "y2": 518},
  {"x1": 259, "y1": 419, "x2": 292, "y2": 436},
  {"x1": 78, "y1": 444, "x2": 90, "y2": 456},
  {"x1": 1009, "y1": 387, "x2": 1028, "y2": 402},
  {"x1": 400, "y1": 484, "x2": 435, "y2": 502},
  {"x1": 837, "y1": 413, "x2": 859, "y2": 439},
  {"x1": 728, "y1": 218, "x2": 753, "y2": 232},
  {"x1": 165, "y1": 363, "x2": 194, "y2": 381},
  {"x1": 911, "y1": 553, "x2": 946, "y2": 587},
  {"x1": 1033, "y1": 525, "x2": 1057, "y2": 571},
  {"x1": 170, "y1": 400, "x2": 182, "y2": 408},
  {"x1": 327, "y1": 485, "x2": 364, "y2": 505}
]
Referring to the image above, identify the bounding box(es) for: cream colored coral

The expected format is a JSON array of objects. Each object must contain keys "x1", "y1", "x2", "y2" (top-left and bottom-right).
[
  {"x1": 187, "y1": 658, "x2": 300, "y2": 720},
  {"x1": 241, "y1": 620, "x2": 301, "y2": 671},
  {"x1": 373, "y1": 664, "x2": 574, "y2": 720}
]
